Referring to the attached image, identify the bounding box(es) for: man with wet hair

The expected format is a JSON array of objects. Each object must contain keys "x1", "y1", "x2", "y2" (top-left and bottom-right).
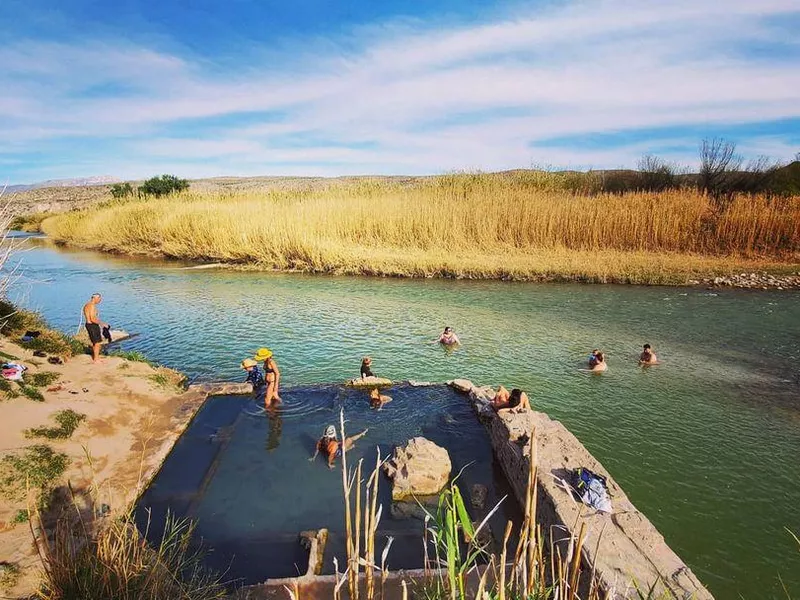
[
  {"x1": 83, "y1": 293, "x2": 108, "y2": 364},
  {"x1": 309, "y1": 425, "x2": 369, "y2": 469},
  {"x1": 639, "y1": 343, "x2": 658, "y2": 365}
]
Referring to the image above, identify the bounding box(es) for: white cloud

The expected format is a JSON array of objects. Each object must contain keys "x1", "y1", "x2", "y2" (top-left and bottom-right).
[{"x1": 1, "y1": 0, "x2": 799, "y2": 180}]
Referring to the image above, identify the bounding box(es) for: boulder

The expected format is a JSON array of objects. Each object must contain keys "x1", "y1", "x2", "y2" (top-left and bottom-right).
[{"x1": 383, "y1": 437, "x2": 451, "y2": 501}]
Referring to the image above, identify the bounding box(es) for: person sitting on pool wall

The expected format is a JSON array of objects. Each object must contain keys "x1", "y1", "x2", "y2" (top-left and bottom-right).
[
  {"x1": 639, "y1": 344, "x2": 659, "y2": 365},
  {"x1": 491, "y1": 386, "x2": 531, "y2": 413},
  {"x1": 309, "y1": 425, "x2": 369, "y2": 469},
  {"x1": 434, "y1": 327, "x2": 460, "y2": 346},
  {"x1": 241, "y1": 358, "x2": 266, "y2": 399},
  {"x1": 369, "y1": 387, "x2": 392, "y2": 409},
  {"x1": 360, "y1": 356, "x2": 375, "y2": 378}
]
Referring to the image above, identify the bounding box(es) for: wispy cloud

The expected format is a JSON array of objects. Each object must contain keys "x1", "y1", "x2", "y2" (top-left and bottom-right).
[{"x1": 2, "y1": 0, "x2": 799, "y2": 181}]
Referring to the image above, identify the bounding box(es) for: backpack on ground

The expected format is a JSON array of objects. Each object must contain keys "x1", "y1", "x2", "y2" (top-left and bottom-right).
[{"x1": 571, "y1": 467, "x2": 612, "y2": 513}]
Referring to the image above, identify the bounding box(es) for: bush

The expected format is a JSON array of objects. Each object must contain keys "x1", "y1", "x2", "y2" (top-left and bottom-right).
[
  {"x1": 138, "y1": 174, "x2": 189, "y2": 198},
  {"x1": 26, "y1": 371, "x2": 60, "y2": 388},
  {"x1": 0, "y1": 299, "x2": 85, "y2": 357},
  {"x1": 38, "y1": 511, "x2": 226, "y2": 600},
  {"x1": 109, "y1": 182, "x2": 134, "y2": 199},
  {"x1": 25, "y1": 410, "x2": 86, "y2": 440}
]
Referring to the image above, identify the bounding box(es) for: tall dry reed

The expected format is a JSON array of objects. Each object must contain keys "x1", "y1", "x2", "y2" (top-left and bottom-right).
[{"x1": 42, "y1": 174, "x2": 800, "y2": 282}]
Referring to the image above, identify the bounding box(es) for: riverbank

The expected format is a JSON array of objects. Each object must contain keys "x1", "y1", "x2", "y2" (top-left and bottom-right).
[
  {"x1": 0, "y1": 319, "x2": 188, "y2": 597},
  {"x1": 39, "y1": 174, "x2": 800, "y2": 286}
]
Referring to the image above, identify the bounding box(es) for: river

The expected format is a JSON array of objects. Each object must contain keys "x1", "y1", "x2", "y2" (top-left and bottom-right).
[{"x1": 10, "y1": 239, "x2": 800, "y2": 599}]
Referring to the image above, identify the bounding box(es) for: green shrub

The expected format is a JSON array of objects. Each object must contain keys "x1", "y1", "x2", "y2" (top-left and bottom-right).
[
  {"x1": 12, "y1": 509, "x2": 29, "y2": 524},
  {"x1": 110, "y1": 182, "x2": 134, "y2": 199},
  {"x1": 0, "y1": 445, "x2": 69, "y2": 504},
  {"x1": 25, "y1": 410, "x2": 86, "y2": 440},
  {"x1": 0, "y1": 561, "x2": 21, "y2": 591},
  {"x1": 138, "y1": 174, "x2": 189, "y2": 197}
]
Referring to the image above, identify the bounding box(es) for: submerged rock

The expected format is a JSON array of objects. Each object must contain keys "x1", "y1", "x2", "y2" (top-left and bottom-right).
[
  {"x1": 383, "y1": 437, "x2": 451, "y2": 501},
  {"x1": 470, "y1": 483, "x2": 488, "y2": 510}
]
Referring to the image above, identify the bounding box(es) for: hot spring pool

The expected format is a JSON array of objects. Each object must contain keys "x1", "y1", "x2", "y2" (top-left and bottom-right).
[{"x1": 135, "y1": 383, "x2": 520, "y2": 585}]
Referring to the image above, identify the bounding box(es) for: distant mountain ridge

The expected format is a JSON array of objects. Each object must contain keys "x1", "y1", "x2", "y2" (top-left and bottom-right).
[{"x1": 3, "y1": 175, "x2": 121, "y2": 194}]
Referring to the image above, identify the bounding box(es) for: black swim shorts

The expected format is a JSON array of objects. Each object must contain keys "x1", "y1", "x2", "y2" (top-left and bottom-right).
[{"x1": 85, "y1": 323, "x2": 103, "y2": 344}]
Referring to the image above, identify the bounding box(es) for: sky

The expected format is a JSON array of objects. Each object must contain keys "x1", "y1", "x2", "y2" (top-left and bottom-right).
[{"x1": 1, "y1": 0, "x2": 799, "y2": 184}]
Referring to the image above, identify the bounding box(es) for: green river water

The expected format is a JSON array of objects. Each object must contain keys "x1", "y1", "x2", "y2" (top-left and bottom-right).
[{"x1": 12, "y1": 240, "x2": 800, "y2": 599}]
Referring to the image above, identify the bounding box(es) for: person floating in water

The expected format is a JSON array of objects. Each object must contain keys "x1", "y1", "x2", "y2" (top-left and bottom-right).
[
  {"x1": 310, "y1": 425, "x2": 369, "y2": 469},
  {"x1": 369, "y1": 387, "x2": 392, "y2": 409},
  {"x1": 254, "y1": 348, "x2": 281, "y2": 406},
  {"x1": 82, "y1": 293, "x2": 109, "y2": 364},
  {"x1": 589, "y1": 351, "x2": 608, "y2": 372},
  {"x1": 639, "y1": 344, "x2": 659, "y2": 365},
  {"x1": 435, "y1": 327, "x2": 460, "y2": 346},
  {"x1": 241, "y1": 358, "x2": 265, "y2": 395},
  {"x1": 360, "y1": 357, "x2": 375, "y2": 379},
  {"x1": 491, "y1": 386, "x2": 531, "y2": 413}
]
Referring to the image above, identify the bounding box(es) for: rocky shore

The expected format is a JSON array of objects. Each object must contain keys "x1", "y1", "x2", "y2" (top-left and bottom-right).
[{"x1": 691, "y1": 271, "x2": 800, "y2": 290}]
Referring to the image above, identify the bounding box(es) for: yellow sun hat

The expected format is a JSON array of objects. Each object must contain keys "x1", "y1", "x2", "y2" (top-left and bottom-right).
[
  {"x1": 241, "y1": 358, "x2": 258, "y2": 369},
  {"x1": 254, "y1": 348, "x2": 273, "y2": 361}
]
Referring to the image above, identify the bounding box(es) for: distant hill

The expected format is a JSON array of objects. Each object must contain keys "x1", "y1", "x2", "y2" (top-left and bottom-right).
[{"x1": 3, "y1": 175, "x2": 121, "y2": 194}]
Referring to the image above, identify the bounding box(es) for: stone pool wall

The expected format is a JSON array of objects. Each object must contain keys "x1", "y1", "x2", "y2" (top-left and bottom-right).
[{"x1": 447, "y1": 379, "x2": 713, "y2": 600}]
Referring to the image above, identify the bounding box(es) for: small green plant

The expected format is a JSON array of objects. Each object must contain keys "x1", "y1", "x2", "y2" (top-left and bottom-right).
[
  {"x1": 25, "y1": 409, "x2": 86, "y2": 440},
  {"x1": 12, "y1": 509, "x2": 29, "y2": 523},
  {"x1": 108, "y1": 349, "x2": 156, "y2": 366},
  {"x1": 0, "y1": 444, "x2": 69, "y2": 504},
  {"x1": 0, "y1": 561, "x2": 21, "y2": 592},
  {"x1": 9, "y1": 212, "x2": 54, "y2": 233},
  {"x1": 149, "y1": 373, "x2": 170, "y2": 388},
  {"x1": 19, "y1": 384, "x2": 45, "y2": 402},
  {"x1": 0, "y1": 378, "x2": 20, "y2": 399},
  {"x1": 26, "y1": 371, "x2": 60, "y2": 388}
]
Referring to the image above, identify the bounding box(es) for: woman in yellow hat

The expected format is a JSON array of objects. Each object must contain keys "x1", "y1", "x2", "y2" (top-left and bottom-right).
[{"x1": 254, "y1": 347, "x2": 281, "y2": 407}]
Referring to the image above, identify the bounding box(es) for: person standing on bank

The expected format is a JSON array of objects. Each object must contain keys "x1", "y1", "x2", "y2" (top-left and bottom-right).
[{"x1": 83, "y1": 293, "x2": 109, "y2": 364}]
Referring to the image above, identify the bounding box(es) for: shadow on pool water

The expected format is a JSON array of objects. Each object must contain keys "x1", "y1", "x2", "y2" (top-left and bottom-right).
[{"x1": 135, "y1": 383, "x2": 521, "y2": 586}]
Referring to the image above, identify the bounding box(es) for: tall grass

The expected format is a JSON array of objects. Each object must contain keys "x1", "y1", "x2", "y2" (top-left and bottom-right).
[
  {"x1": 336, "y1": 415, "x2": 614, "y2": 600},
  {"x1": 42, "y1": 174, "x2": 800, "y2": 283}
]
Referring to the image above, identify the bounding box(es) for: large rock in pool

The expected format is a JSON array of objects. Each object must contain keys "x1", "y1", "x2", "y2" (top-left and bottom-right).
[{"x1": 383, "y1": 437, "x2": 451, "y2": 501}]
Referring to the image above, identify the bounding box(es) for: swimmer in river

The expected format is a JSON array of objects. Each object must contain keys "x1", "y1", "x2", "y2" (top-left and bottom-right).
[
  {"x1": 309, "y1": 425, "x2": 369, "y2": 469},
  {"x1": 369, "y1": 387, "x2": 392, "y2": 409},
  {"x1": 491, "y1": 386, "x2": 531, "y2": 413},
  {"x1": 639, "y1": 344, "x2": 659, "y2": 365},
  {"x1": 588, "y1": 349, "x2": 600, "y2": 368},
  {"x1": 434, "y1": 327, "x2": 460, "y2": 346},
  {"x1": 590, "y1": 351, "x2": 608, "y2": 372}
]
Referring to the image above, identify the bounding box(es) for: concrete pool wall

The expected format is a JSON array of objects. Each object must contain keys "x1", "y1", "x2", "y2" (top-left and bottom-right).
[{"x1": 447, "y1": 379, "x2": 713, "y2": 600}]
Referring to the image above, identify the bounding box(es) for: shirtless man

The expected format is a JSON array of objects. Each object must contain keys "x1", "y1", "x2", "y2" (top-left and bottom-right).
[
  {"x1": 639, "y1": 344, "x2": 658, "y2": 365},
  {"x1": 83, "y1": 293, "x2": 108, "y2": 364},
  {"x1": 309, "y1": 425, "x2": 369, "y2": 469}
]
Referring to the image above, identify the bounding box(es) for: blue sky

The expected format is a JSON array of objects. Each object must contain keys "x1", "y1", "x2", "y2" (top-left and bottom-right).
[{"x1": 2, "y1": 0, "x2": 799, "y2": 184}]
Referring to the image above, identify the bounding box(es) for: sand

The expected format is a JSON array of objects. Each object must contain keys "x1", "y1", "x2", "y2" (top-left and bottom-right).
[{"x1": 0, "y1": 336, "x2": 203, "y2": 597}]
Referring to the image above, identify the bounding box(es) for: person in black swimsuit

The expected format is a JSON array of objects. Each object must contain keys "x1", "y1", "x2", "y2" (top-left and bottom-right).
[
  {"x1": 254, "y1": 348, "x2": 281, "y2": 407},
  {"x1": 361, "y1": 357, "x2": 375, "y2": 378}
]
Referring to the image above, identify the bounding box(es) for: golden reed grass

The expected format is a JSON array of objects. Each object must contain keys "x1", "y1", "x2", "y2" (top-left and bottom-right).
[{"x1": 42, "y1": 173, "x2": 800, "y2": 284}]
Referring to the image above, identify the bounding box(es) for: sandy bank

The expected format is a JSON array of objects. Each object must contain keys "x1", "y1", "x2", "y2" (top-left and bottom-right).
[{"x1": 0, "y1": 336, "x2": 197, "y2": 597}]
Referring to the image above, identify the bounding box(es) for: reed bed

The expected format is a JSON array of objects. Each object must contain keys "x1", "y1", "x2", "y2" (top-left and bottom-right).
[{"x1": 42, "y1": 174, "x2": 800, "y2": 283}]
